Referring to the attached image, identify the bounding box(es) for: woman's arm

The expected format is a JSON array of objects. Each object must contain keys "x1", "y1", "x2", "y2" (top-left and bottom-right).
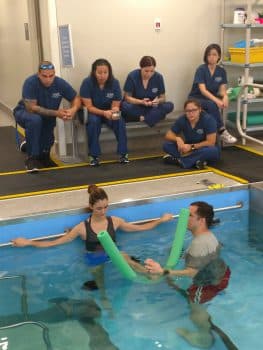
[
  {"x1": 114, "y1": 213, "x2": 173, "y2": 232},
  {"x1": 12, "y1": 222, "x2": 84, "y2": 248},
  {"x1": 81, "y1": 97, "x2": 106, "y2": 117},
  {"x1": 152, "y1": 93, "x2": 166, "y2": 106},
  {"x1": 218, "y1": 84, "x2": 229, "y2": 108},
  {"x1": 124, "y1": 92, "x2": 152, "y2": 106},
  {"x1": 191, "y1": 132, "x2": 217, "y2": 149},
  {"x1": 198, "y1": 83, "x2": 224, "y2": 109}
]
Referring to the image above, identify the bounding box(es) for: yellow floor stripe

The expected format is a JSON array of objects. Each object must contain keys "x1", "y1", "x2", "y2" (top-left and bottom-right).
[
  {"x1": 0, "y1": 154, "x2": 164, "y2": 176},
  {"x1": 235, "y1": 144, "x2": 263, "y2": 156},
  {"x1": 0, "y1": 169, "x2": 209, "y2": 200},
  {"x1": 208, "y1": 166, "x2": 248, "y2": 184}
]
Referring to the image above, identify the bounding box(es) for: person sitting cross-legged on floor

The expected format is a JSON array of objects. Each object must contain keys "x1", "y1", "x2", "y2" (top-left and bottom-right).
[
  {"x1": 121, "y1": 55, "x2": 174, "y2": 127},
  {"x1": 163, "y1": 98, "x2": 220, "y2": 170}
]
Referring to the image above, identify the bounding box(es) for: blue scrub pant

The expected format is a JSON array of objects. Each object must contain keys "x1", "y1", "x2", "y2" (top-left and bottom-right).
[
  {"x1": 86, "y1": 114, "x2": 128, "y2": 157},
  {"x1": 14, "y1": 107, "x2": 56, "y2": 157},
  {"x1": 121, "y1": 101, "x2": 174, "y2": 127},
  {"x1": 192, "y1": 98, "x2": 224, "y2": 130},
  {"x1": 163, "y1": 141, "x2": 220, "y2": 169}
]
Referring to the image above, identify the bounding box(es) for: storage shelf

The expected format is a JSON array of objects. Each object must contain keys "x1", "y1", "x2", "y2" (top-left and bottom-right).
[
  {"x1": 221, "y1": 23, "x2": 263, "y2": 29},
  {"x1": 221, "y1": 0, "x2": 263, "y2": 145},
  {"x1": 222, "y1": 61, "x2": 263, "y2": 67}
]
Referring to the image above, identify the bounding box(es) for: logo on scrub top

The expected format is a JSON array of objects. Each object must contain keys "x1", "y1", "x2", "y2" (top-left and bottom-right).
[
  {"x1": 152, "y1": 88, "x2": 158, "y2": 93},
  {"x1": 52, "y1": 92, "x2": 61, "y2": 99},
  {"x1": 197, "y1": 129, "x2": 204, "y2": 135},
  {"x1": 106, "y1": 93, "x2": 114, "y2": 98},
  {"x1": 215, "y1": 77, "x2": 222, "y2": 83}
]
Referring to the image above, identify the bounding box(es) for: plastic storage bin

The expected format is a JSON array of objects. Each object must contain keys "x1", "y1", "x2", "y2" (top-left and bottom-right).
[{"x1": 228, "y1": 47, "x2": 263, "y2": 63}]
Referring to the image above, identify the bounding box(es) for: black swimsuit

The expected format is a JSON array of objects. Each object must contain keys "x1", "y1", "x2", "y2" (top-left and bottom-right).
[{"x1": 85, "y1": 216, "x2": 116, "y2": 252}]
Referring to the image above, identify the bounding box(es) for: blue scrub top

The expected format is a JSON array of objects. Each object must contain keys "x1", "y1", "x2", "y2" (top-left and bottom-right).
[
  {"x1": 80, "y1": 77, "x2": 122, "y2": 110},
  {"x1": 123, "y1": 69, "x2": 165, "y2": 100},
  {"x1": 171, "y1": 112, "x2": 217, "y2": 144},
  {"x1": 189, "y1": 64, "x2": 227, "y2": 99},
  {"x1": 22, "y1": 74, "x2": 77, "y2": 109}
]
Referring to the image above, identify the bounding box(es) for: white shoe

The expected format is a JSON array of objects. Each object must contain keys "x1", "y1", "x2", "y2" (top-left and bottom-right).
[{"x1": 220, "y1": 130, "x2": 237, "y2": 144}]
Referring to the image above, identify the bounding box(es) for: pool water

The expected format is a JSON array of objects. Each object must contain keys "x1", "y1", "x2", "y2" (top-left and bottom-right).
[{"x1": 0, "y1": 208, "x2": 262, "y2": 350}]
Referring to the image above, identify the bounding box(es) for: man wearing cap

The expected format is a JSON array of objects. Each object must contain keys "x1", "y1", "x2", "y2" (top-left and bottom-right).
[{"x1": 13, "y1": 61, "x2": 80, "y2": 172}]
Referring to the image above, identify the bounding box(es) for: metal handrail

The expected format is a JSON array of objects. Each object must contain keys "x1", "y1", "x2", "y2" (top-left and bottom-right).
[
  {"x1": 0, "y1": 321, "x2": 53, "y2": 350},
  {"x1": 236, "y1": 83, "x2": 263, "y2": 146},
  {"x1": 0, "y1": 275, "x2": 28, "y2": 320},
  {"x1": 0, "y1": 201, "x2": 243, "y2": 248}
]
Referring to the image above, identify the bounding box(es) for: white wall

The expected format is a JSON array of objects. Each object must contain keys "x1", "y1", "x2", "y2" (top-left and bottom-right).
[
  {"x1": 55, "y1": 0, "x2": 221, "y2": 112},
  {"x1": 0, "y1": 0, "x2": 39, "y2": 109},
  {"x1": 0, "y1": 0, "x2": 221, "y2": 113}
]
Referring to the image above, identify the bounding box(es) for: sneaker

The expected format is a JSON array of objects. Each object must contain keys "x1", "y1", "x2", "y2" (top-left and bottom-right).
[
  {"x1": 25, "y1": 157, "x2": 40, "y2": 173},
  {"x1": 119, "y1": 154, "x2": 129, "y2": 164},
  {"x1": 195, "y1": 160, "x2": 207, "y2": 170},
  {"x1": 19, "y1": 140, "x2": 27, "y2": 153},
  {"x1": 220, "y1": 129, "x2": 237, "y2": 144},
  {"x1": 39, "y1": 152, "x2": 57, "y2": 168},
  {"x1": 163, "y1": 154, "x2": 182, "y2": 166},
  {"x1": 89, "y1": 156, "x2": 100, "y2": 166}
]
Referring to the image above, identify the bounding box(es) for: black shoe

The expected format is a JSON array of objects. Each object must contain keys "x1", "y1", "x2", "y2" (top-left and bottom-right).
[
  {"x1": 89, "y1": 156, "x2": 100, "y2": 167},
  {"x1": 119, "y1": 154, "x2": 129, "y2": 164},
  {"x1": 19, "y1": 140, "x2": 27, "y2": 153},
  {"x1": 195, "y1": 160, "x2": 207, "y2": 170},
  {"x1": 39, "y1": 152, "x2": 57, "y2": 168},
  {"x1": 82, "y1": 280, "x2": 99, "y2": 290},
  {"x1": 25, "y1": 157, "x2": 40, "y2": 173},
  {"x1": 163, "y1": 154, "x2": 182, "y2": 166}
]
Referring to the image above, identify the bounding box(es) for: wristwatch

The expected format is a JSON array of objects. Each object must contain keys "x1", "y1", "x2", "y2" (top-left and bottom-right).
[
  {"x1": 191, "y1": 144, "x2": 196, "y2": 151},
  {"x1": 162, "y1": 269, "x2": 170, "y2": 276}
]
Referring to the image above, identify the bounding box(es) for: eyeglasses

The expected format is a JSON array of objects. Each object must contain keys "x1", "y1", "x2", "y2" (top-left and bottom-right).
[
  {"x1": 185, "y1": 108, "x2": 199, "y2": 113},
  {"x1": 39, "y1": 63, "x2": 55, "y2": 70}
]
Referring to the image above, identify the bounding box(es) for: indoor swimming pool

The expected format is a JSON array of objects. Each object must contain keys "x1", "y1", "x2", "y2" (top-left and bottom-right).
[{"x1": 0, "y1": 184, "x2": 262, "y2": 350}]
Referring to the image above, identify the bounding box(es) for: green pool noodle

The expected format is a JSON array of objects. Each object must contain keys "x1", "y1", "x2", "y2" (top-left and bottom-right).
[
  {"x1": 165, "y1": 208, "x2": 189, "y2": 268},
  {"x1": 98, "y1": 230, "x2": 137, "y2": 280}
]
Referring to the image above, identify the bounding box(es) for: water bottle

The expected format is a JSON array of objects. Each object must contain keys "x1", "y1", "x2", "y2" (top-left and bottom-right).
[{"x1": 233, "y1": 8, "x2": 246, "y2": 24}]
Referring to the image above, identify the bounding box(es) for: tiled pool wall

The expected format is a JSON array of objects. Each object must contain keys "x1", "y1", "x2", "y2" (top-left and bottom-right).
[
  {"x1": 0, "y1": 186, "x2": 251, "y2": 245},
  {"x1": 249, "y1": 184, "x2": 263, "y2": 250}
]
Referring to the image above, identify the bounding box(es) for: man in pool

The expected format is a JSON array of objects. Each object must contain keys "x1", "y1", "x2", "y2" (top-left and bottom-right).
[{"x1": 145, "y1": 201, "x2": 234, "y2": 349}]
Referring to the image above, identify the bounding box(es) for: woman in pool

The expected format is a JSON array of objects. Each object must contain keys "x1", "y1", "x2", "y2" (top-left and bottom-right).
[{"x1": 12, "y1": 184, "x2": 173, "y2": 292}]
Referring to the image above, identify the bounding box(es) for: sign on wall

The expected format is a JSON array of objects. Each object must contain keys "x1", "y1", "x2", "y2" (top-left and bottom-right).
[{"x1": 58, "y1": 24, "x2": 74, "y2": 68}]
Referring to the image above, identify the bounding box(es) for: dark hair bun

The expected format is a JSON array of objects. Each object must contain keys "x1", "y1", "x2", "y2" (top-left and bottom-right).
[{"x1": 87, "y1": 184, "x2": 98, "y2": 194}]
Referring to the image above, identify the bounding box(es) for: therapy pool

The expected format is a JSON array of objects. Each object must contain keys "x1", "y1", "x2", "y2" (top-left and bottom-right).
[{"x1": 0, "y1": 184, "x2": 262, "y2": 350}]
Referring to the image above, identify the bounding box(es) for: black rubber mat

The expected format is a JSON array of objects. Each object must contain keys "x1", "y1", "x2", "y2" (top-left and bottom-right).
[
  {"x1": 214, "y1": 146, "x2": 263, "y2": 183},
  {"x1": 1, "y1": 126, "x2": 263, "y2": 198},
  {"x1": 0, "y1": 126, "x2": 26, "y2": 172},
  {"x1": 0, "y1": 157, "x2": 192, "y2": 197}
]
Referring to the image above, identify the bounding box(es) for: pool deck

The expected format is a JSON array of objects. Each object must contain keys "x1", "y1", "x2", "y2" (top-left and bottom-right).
[
  {"x1": 0, "y1": 107, "x2": 261, "y2": 221},
  {"x1": 0, "y1": 171, "x2": 244, "y2": 220}
]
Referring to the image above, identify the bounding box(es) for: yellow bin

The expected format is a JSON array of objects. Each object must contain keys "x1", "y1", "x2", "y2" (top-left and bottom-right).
[{"x1": 229, "y1": 47, "x2": 263, "y2": 63}]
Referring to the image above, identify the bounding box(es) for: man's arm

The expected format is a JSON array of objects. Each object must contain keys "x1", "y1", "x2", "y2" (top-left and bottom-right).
[
  {"x1": 144, "y1": 258, "x2": 198, "y2": 277},
  {"x1": 24, "y1": 99, "x2": 59, "y2": 117}
]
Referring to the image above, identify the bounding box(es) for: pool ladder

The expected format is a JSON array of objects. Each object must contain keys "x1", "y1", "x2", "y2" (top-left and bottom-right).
[{"x1": 0, "y1": 274, "x2": 53, "y2": 350}]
